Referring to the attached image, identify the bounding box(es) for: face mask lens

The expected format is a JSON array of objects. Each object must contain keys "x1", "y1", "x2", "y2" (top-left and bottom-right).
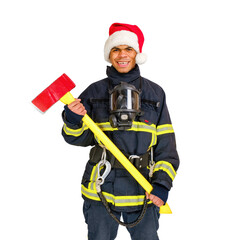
[
  {"x1": 110, "y1": 84, "x2": 140, "y2": 111},
  {"x1": 110, "y1": 93, "x2": 117, "y2": 110}
]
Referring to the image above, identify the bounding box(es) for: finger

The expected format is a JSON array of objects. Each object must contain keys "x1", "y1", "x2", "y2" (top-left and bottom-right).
[
  {"x1": 154, "y1": 199, "x2": 161, "y2": 207},
  {"x1": 73, "y1": 103, "x2": 84, "y2": 110},
  {"x1": 78, "y1": 106, "x2": 86, "y2": 114},
  {"x1": 68, "y1": 99, "x2": 80, "y2": 108},
  {"x1": 78, "y1": 109, "x2": 87, "y2": 116},
  {"x1": 69, "y1": 102, "x2": 85, "y2": 112},
  {"x1": 155, "y1": 199, "x2": 164, "y2": 207},
  {"x1": 149, "y1": 194, "x2": 155, "y2": 201},
  {"x1": 145, "y1": 192, "x2": 150, "y2": 199}
]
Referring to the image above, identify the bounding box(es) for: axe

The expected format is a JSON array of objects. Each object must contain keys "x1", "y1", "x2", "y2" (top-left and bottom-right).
[{"x1": 32, "y1": 74, "x2": 172, "y2": 214}]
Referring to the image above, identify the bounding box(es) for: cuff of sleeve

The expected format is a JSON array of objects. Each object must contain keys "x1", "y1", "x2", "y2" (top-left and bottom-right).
[
  {"x1": 64, "y1": 105, "x2": 83, "y2": 125},
  {"x1": 151, "y1": 184, "x2": 169, "y2": 204}
]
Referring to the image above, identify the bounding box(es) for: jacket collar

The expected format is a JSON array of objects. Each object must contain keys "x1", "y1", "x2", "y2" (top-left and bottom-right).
[{"x1": 106, "y1": 64, "x2": 140, "y2": 85}]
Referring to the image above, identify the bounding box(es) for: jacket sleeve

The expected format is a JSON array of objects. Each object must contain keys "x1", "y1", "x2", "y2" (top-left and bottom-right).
[
  {"x1": 61, "y1": 89, "x2": 95, "y2": 147},
  {"x1": 151, "y1": 90, "x2": 180, "y2": 193}
]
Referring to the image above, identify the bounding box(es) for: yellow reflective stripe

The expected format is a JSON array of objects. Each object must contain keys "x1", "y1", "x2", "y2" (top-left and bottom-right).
[
  {"x1": 88, "y1": 165, "x2": 98, "y2": 191},
  {"x1": 83, "y1": 145, "x2": 153, "y2": 207},
  {"x1": 97, "y1": 121, "x2": 158, "y2": 150},
  {"x1": 153, "y1": 161, "x2": 176, "y2": 180},
  {"x1": 157, "y1": 124, "x2": 174, "y2": 136},
  {"x1": 81, "y1": 185, "x2": 100, "y2": 201},
  {"x1": 63, "y1": 123, "x2": 89, "y2": 137},
  {"x1": 81, "y1": 184, "x2": 151, "y2": 207},
  {"x1": 88, "y1": 163, "x2": 104, "y2": 191},
  {"x1": 97, "y1": 121, "x2": 157, "y2": 134},
  {"x1": 149, "y1": 130, "x2": 157, "y2": 149},
  {"x1": 97, "y1": 122, "x2": 117, "y2": 131},
  {"x1": 130, "y1": 122, "x2": 156, "y2": 134}
]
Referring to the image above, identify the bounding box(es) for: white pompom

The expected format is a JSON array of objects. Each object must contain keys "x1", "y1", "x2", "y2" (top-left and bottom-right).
[{"x1": 135, "y1": 53, "x2": 147, "y2": 65}]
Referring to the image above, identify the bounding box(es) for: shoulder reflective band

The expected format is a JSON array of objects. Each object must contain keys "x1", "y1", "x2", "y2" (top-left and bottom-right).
[
  {"x1": 157, "y1": 124, "x2": 174, "y2": 135},
  {"x1": 153, "y1": 161, "x2": 176, "y2": 180}
]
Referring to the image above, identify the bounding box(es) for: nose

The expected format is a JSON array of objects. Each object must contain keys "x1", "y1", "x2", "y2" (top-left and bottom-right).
[{"x1": 118, "y1": 49, "x2": 128, "y2": 57}]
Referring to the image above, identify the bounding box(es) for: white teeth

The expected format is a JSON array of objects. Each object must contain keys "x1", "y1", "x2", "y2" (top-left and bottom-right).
[{"x1": 118, "y1": 62, "x2": 128, "y2": 65}]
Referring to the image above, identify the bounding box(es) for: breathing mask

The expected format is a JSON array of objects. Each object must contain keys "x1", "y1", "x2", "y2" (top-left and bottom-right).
[{"x1": 109, "y1": 82, "x2": 141, "y2": 130}]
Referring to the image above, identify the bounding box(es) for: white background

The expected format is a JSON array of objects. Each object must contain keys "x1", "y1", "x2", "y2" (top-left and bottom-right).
[{"x1": 1, "y1": 0, "x2": 240, "y2": 239}]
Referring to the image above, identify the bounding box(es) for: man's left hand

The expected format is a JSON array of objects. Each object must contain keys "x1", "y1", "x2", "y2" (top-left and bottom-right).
[{"x1": 145, "y1": 192, "x2": 164, "y2": 207}]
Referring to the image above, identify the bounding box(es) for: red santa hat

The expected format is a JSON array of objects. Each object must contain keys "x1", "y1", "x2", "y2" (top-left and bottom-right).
[{"x1": 104, "y1": 23, "x2": 147, "y2": 65}]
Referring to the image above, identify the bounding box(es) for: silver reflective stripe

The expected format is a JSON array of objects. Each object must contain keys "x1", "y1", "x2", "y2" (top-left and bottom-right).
[
  {"x1": 157, "y1": 124, "x2": 174, "y2": 135},
  {"x1": 89, "y1": 165, "x2": 98, "y2": 191},
  {"x1": 149, "y1": 131, "x2": 157, "y2": 148},
  {"x1": 154, "y1": 161, "x2": 176, "y2": 180},
  {"x1": 83, "y1": 164, "x2": 148, "y2": 207},
  {"x1": 63, "y1": 123, "x2": 88, "y2": 136},
  {"x1": 115, "y1": 197, "x2": 145, "y2": 204},
  {"x1": 131, "y1": 123, "x2": 156, "y2": 132},
  {"x1": 81, "y1": 185, "x2": 147, "y2": 206},
  {"x1": 97, "y1": 121, "x2": 156, "y2": 133},
  {"x1": 81, "y1": 186, "x2": 99, "y2": 200}
]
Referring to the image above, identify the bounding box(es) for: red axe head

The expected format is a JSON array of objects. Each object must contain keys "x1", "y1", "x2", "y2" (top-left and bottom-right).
[{"x1": 32, "y1": 74, "x2": 75, "y2": 112}]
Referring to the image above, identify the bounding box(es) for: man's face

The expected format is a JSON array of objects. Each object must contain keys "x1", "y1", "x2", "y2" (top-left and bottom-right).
[{"x1": 109, "y1": 45, "x2": 137, "y2": 73}]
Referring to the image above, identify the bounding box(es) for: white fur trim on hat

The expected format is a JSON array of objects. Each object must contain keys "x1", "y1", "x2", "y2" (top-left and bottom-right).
[
  {"x1": 104, "y1": 30, "x2": 147, "y2": 65},
  {"x1": 135, "y1": 52, "x2": 147, "y2": 65}
]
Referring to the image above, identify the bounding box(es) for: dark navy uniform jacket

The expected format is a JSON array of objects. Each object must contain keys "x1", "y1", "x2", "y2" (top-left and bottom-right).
[{"x1": 62, "y1": 65, "x2": 179, "y2": 212}]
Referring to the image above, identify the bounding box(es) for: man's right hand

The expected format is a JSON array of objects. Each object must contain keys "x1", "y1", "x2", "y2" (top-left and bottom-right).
[{"x1": 67, "y1": 99, "x2": 87, "y2": 116}]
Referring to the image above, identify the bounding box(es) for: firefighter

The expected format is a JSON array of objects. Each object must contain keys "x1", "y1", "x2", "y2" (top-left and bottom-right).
[{"x1": 62, "y1": 23, "x2": 180, "y2": 240}]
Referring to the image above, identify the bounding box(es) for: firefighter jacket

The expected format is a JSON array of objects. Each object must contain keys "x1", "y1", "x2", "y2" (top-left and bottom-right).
[{"x1": 62, "y1": 65, "x2": 180, "y2": 212}]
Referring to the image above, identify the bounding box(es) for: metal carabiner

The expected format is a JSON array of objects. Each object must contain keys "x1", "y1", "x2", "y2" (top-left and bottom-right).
[
  {"x1": 96, "y1": 147, "x2": 111, "y2": 186},
  {"x1": 149, "y1": 147, "x2": 155, "y2": 178},
  {"x1": 97, "y1": 159, "x2": 111, "y2": 185},
  {"x1": 129, "y1": 155, "x2": 141, "y2": 161}
]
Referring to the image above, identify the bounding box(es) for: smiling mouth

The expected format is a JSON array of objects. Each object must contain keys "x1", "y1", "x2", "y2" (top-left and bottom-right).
[{"x1": 117, "y1": 61, "x2": 130, "y2": 67}]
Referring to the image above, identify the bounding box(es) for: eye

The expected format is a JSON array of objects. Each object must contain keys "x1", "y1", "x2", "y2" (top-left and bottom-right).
[
  {"x1": 111, "y1": 48, "x2": 119, "y2": 52},
  {"x1": 126, "y1": 47, "x2": 133, "y2": 51}
]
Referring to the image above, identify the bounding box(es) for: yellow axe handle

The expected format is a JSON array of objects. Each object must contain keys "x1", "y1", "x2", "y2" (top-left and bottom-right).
[
  {"x1": 60, "y1": 92, "x2": 172, "y2": 213},
  {"x1": 82, "y1": 113, "x2": 153, "y2": 194},
  {"x1": 60, "y1": 92, "x2": 153, "y2": 193}
]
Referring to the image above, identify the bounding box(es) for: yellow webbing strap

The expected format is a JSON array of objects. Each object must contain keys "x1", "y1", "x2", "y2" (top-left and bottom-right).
[{"x1": 159, "y1": 203, "x2": 172, "y2": 214}]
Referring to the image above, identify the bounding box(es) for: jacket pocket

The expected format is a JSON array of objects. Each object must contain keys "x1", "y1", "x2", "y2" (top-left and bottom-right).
[
  {"x1": 139, "y1": 100, "x2": 160, "y2": 126},
  {"x1": 90, "y1": 98, "x2": 109, "y2": 122}
]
